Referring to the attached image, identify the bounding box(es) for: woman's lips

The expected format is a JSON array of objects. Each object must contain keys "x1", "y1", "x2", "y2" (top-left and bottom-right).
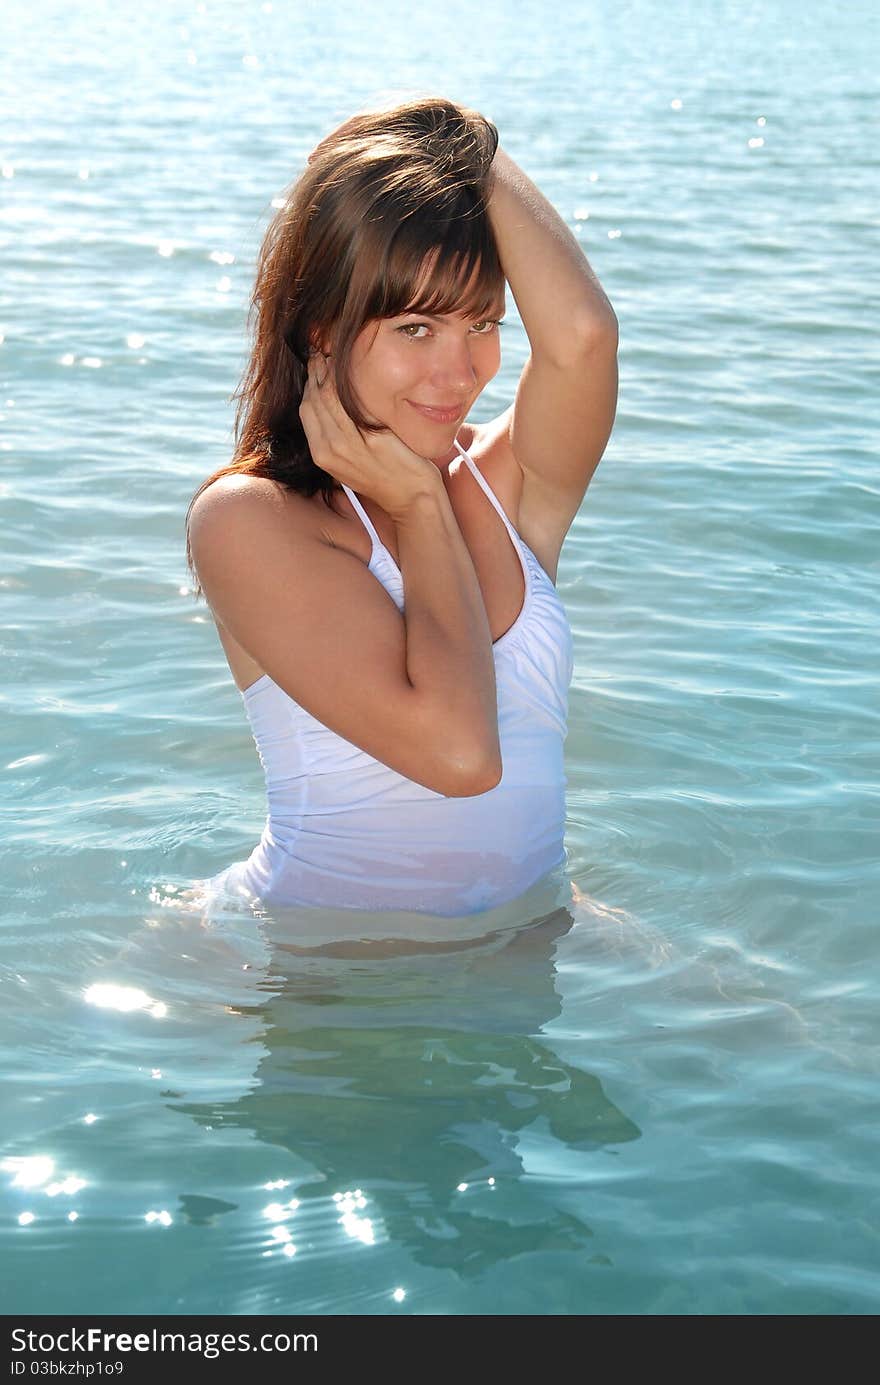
[{"x1": 407, "y1": 400, "x2": 463, "y2": 424}]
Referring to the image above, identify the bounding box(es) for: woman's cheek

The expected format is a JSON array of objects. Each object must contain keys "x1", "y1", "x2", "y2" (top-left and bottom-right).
[
  {"x1": 482, "y1": 337, "x2": 502, "y2": 379},
  {"x1": 383, "y1": 345, "x2": 420, "y2": 389},
  {"x1": 353, "y1": 352, "x2": 391, "y2": 404}
]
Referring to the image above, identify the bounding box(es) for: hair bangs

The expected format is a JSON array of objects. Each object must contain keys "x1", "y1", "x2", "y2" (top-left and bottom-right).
[{"x1": 373, "y1": 212, "x2": 504, "y2": 323}]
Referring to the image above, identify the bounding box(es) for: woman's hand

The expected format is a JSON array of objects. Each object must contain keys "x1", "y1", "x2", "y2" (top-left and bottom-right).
[{"x1": 299, "y1": 353, "x2": 441, "y2": 523}]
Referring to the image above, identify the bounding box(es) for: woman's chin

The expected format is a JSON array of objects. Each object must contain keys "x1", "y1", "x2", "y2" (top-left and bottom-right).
[
  {"x1": 422, "y1": 437, "x2": 460, "y2": 469},
  {"x1": 394, "y1": 424, "x2": 459, "y2": 468},
  {"x1": 376, "y1": 404, "x2": 463, "y2": 467},
  {"x1": 436, "y1": 444, "x2": 462, "y2": 469}
]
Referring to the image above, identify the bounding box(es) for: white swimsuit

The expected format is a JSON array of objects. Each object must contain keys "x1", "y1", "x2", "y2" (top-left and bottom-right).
[{"x1": 205, "y1": 438, "x2": 574, "y2": 918}]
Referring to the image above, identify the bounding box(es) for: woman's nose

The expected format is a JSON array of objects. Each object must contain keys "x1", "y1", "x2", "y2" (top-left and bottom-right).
[{"x1": 431, "y1": 338, "x2": 478, "y2": 390}]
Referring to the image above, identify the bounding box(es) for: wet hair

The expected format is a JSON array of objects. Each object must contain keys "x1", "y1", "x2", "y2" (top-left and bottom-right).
[{"x1": 185, "y1": 95, "x2": 503, "y2": 595}]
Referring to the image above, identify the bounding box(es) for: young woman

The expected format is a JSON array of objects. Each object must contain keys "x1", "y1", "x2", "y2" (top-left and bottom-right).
[{"x1": 186, "y1": 96, "x2": 618, "y2": 918}]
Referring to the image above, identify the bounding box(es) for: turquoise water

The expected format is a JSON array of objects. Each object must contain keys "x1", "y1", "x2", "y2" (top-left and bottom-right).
[{"x1": 2, "y1": 0, "x2": 878, "y2": 1315}]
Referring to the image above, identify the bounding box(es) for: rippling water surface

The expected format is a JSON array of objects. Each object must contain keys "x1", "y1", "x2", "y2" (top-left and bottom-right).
[{"x1": 1, "y1": 0, "x2": 878, "y2": 1315}]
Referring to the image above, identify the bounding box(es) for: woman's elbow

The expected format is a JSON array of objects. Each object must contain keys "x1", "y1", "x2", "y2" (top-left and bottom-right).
[{"x1": 442, "y1": 752, "x2": 504, "y2": 798}]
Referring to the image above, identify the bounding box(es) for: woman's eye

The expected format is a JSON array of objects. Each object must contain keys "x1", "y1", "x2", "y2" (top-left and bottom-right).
[{"x1": 396, "y1": 318, "x2": 503, "y2": 339}]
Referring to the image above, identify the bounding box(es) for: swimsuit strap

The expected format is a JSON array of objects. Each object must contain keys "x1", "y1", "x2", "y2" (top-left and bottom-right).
[
  {"x1": 453, "y1": 438, "x2": 521, "y2": 545},
  {"x1": 345, "y1": 442, "x2": 511, "y2": 544},
  {"x1": 341, "y1": 482, "x2": 383, "y2": 562},
  {"x1": 453, "y1": 437, "x2": 533, "y2": 602},
  {"x1": 345, "y1": 445, "x2": 526, "y2": 583}
]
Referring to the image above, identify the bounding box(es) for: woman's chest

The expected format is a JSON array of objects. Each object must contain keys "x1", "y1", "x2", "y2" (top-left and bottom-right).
[
  {"x1": 341, "y1": 444, "x2": 529, "y2": 644},
  {"x1": 217, "y1": 431, "x2": 548, "y2": 694}
]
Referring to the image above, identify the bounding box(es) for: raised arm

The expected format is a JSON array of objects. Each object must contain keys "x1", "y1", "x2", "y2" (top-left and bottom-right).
[{"x1": 486, "y1": 144, "x2": 619, "y2": 553}]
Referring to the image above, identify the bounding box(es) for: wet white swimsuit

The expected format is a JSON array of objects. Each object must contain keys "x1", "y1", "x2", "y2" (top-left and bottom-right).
[{"x1": 208, "y1": 438, "x2": 574, "y2": 918}]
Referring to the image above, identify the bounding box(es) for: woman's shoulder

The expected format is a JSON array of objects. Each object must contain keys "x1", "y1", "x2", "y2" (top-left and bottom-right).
[
  {"x1": 191, "y1": 470, "x2": 337, "y2": 537},
  {"x1": 195, "y1": 470, "x2": 300, "y2": 509},
  {"x1": 454, "y1": 410, "x2": 523, "y2": 521},
  {"x1": 462, "y1": 409, "x2": 518, "y2": 474},
  {"x1": 188, "y1": 471, "x2": 346, "y2": 604},
  {"x1": 459, "y1": 412, "x2": 506, "y2": 457}
]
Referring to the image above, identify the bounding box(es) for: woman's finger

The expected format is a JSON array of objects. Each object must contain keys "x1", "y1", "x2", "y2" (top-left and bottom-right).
[
  {"x1": 306, "y1": 358, "x2": 330, "y2": 418},
  {"x1": 312, "y1": 360, "x2": 347, "y2": 430},
  {"x1": 304, "y1": 355, "x2": 328, "y2": 411},
  {"x1": 304, "y1": 354, "x2": 362, "y2": 469},
  {"x1": 302, "y1": 359, "x2": 347, "y2": 464}
]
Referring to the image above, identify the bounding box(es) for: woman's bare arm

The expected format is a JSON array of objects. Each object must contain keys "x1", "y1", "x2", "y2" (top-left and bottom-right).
[
  {"x1": 394, "y1": 480, "x2": 500, "y2": 787},
  {"x1": 189, "y1": 477, "x2": 501, "y2": 799},
  {"x1": 485, "y1": 144, "x2": 619, "y2": 552}
]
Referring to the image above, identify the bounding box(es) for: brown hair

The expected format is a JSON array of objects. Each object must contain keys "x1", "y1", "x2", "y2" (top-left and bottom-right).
[{"x1": 184, "y1": 95, "x2": 503, "y2": 596}]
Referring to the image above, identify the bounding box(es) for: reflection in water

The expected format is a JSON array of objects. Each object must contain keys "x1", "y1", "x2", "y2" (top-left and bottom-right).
[{"x1": 167, "y1": 881, "x2": 641, "y2": 1279}]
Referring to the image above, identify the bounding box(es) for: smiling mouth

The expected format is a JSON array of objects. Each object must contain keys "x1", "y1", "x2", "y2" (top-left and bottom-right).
[{"x1": 407, "y1": 400, "x2": 464, "y2": 423}]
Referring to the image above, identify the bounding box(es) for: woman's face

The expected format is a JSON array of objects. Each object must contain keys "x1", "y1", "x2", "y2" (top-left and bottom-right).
[{"x1": 347, "y1": 291, "x2": 505, "y2": 468}]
